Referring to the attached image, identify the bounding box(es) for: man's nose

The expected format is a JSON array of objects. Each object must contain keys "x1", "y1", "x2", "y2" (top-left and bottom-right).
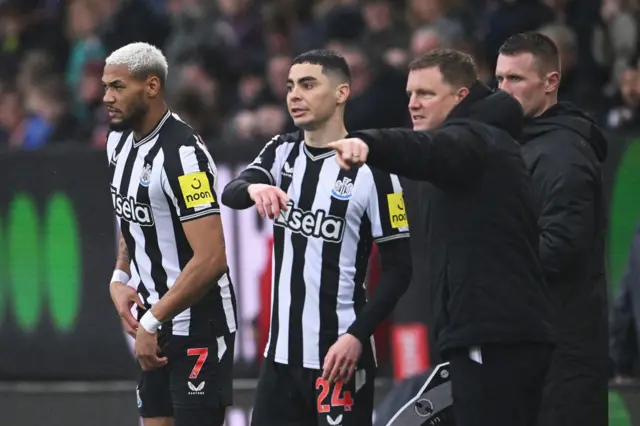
[{"x1": 408, "y1": 94, "x2": 420, "y2": 110}]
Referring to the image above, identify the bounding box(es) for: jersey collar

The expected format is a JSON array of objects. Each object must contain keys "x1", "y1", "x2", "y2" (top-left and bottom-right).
[
  {"x1": 303, "y1": 143, "x2": 336, "y2": 161},
  {"x1": 133, "y1": 109, "x2": 172, "y2": 149}
]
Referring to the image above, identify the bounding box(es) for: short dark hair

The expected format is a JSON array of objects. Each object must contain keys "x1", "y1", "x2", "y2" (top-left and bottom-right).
[
  {"x1": 408, "y1": 48, "x2": 477, "y2": 89},
  {"x1": 498, "y1": 32, "x2": 560, "y2": 73},
  {"x1": 292, "y1": 49, "x2": 351, "y2": 83}
]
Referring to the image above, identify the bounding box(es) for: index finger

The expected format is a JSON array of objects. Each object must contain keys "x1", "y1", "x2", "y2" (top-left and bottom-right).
[
  {"x1": 339, "y1": 141, "x2": 353, "y2": 161},
  {"x1": 322, "y1": 353, "x2": 336, "y2": 381}
]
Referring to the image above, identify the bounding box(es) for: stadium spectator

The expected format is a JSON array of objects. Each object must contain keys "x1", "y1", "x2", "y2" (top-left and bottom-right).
[{"x1": 610, "y1": 221, "x2": 640, "y2": 385}]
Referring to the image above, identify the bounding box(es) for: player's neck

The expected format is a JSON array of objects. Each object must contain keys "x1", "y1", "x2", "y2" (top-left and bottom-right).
[
  {"x1": 534, "y1": 95, "x2": 558, "y2": 118},
  {"x1": 133, "y1": 102, "x2": 169, "y2": 141},
  {"x1": 304, "y1": 118, "x2": 347, "y2": 149}
]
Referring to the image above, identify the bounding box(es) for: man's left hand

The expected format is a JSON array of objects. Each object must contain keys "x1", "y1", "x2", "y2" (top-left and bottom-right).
[
  {"x1": 328, "y1": 138, "x2": 369, "y2": 170},
  {"x1": 134, "y1": 327, "x2": 168, "y2": 371},
  {"x1": 322, "y1": 334, "x2": 362, "y2": 384}
]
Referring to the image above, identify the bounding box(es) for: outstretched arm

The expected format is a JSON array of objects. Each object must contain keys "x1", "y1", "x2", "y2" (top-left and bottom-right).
[{"x1": 330, "y1": 126, "x2": 487, "y2": 188}]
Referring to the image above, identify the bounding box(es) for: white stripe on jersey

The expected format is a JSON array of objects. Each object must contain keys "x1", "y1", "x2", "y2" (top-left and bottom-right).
[
  {"x1": 245, "y1": 133, "x2": 410, "y2": 369},
  {"x1": 106, "y1": 111, "x2": 236, "y2": 337}
]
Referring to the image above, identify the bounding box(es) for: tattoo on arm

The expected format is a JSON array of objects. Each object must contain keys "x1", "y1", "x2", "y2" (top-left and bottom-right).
[{"x1": 116, "y1": 234, "x2": 131, "y2": 273}]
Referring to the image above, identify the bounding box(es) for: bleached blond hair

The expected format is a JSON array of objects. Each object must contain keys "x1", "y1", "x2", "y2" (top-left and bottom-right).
[{"x1": 105, "y1": 42, "x2": 168, "y2": 85}]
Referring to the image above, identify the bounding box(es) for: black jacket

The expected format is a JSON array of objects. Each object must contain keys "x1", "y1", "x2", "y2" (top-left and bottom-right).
[
  {"x1": 520, "y1": 103, "x2": 609, "y2": 361},
  {"x1": 352, "y1": 82, "x2": 553, "y2": 353}
]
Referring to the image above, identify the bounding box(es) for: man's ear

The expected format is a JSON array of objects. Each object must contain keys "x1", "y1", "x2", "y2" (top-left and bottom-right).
[
  {"x1": 147, "y1": 76, "x2": 161, "y2": 98},
  {"x1": 544, "y1": 71, "x2": 560, "y2": 94},
  {"x1": 455, "y1": 87, "x2": 470, "y2": 104},
  {"x1": 336, "y1": 83, "x2": 350, "y2": 105}
]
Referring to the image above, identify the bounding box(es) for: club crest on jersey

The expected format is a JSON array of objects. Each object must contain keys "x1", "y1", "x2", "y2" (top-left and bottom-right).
[
  {"x1": 331, "y1": 176, "x2": 354, "y2": 200},
  {"x1": 139, "y1": 164, "x2": 152, "y2": 187}
]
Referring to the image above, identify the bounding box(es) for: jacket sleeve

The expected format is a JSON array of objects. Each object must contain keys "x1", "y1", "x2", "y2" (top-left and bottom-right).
[
  {"x1": 351, "y1": 126, "x2": 487, "y2": 188},
  {"x1": 532, "y1": 141, "x2": 598, "y2": 278}
]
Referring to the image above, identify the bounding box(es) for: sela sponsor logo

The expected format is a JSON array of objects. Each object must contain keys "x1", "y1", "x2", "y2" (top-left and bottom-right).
[
  {"x1": 178, "y1": 171, "x2": 215, "y2": 208},
  {"x1": 110, "y1": 185, "x2": 155, "y2": 226},
  {"x1": 331, "y1": 176, "x2": 354, "y2": 200},
  {"x1": 139, "y1": 164, "x2": 152, "y2": 187},
  {"x1": 188, "y1": 381, "x2": 205, "y2": 395},
  {"x1": 275, "y1": 201, "x2": 345, "y2": 243}
]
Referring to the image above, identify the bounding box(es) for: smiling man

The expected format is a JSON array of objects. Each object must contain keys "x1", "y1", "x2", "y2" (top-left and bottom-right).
[
  {"x1": 496, "y1": 32, "x2": 609, "y2": 426},
  {"x1": 221, "y1": 49, "x2": 411, "y2": 426},
  {"x1": 103, "y1": 42, "x2": 237, "y2": 426}
]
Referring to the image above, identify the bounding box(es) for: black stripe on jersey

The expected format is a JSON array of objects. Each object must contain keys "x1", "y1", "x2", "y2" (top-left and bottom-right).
[
  {"x1": 318, "y1": 167, "x2": 361, "y2": 365},
  {"x1": 266, "y1": 145, "x2": 298, "y2": 360},
  {"x1": 353, "y1": 213, "x2": 376, "y2": 368},
  {"x1": 136, "y1": 141, "x2": 170, "y2": 299},
  {"x1": 189, "y1": 140, "x2": 215, "y2": 190},
  {"x1": 288, "y1": 155, "x2": 324, "y2": 366},
  {"x1": 250, "y1": 135, "x2": 280, "y2": 184},
  {"x1": 109, "y1": 131, "x2": 131, "y2": 172},
  {"x1": 117, "y1": 142, "x2": 152, "y2": 311},
  {"x1": 162, "y1": 190, "x2": 193, "y2": 270},
  {"x1": 371, "y1": 171, "x2": 397, "y2": 237}
]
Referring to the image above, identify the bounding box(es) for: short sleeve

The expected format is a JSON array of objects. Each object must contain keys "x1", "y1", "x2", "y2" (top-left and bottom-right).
[
  {"x1": 244, "y1": 135, "x2": 285, "y2": 186},
  {"x1": 162, "y1": 135, "x2": 220, "y2": 222},
  {"x1": 366, "y1": 169, "x2": 410, "y2": 243},
  {"x1": 106, "y1": 131, "x2": 123, "y2": 165}
]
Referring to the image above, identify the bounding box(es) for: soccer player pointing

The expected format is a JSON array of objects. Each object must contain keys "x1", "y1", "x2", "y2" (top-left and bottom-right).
[{"x1": 222, "y1": 50, "x2": 412, "y2": 426}]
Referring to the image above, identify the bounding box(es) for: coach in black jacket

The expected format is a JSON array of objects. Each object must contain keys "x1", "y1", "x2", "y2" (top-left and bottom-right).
[
  {"x1": 329, "y1": 49, "x2": 553, "y2": 426},
  {"x1": 497, "y1": 33, "x2": 609, "y2": 426}
]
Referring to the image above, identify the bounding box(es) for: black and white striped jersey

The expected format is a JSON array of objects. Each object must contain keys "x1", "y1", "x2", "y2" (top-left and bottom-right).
[
  {"x1": 244, "y1": 132, "x2": 410, "y2": 369},
  {"x1": 106, "y1": 110, "x2": 237, "y2": 336}
]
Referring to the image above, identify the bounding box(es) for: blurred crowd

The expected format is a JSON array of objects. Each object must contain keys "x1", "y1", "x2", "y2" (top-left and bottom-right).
[{"x1": 0, "y1": 0, "x2": 639, "y2": 158}]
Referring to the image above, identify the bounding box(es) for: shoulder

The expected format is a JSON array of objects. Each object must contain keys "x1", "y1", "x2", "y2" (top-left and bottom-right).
[
  {"x1": 361, "y1": 165, "x2": 403, "y2": 190},
  {"x1": 253, "y1": 131, "x2": 302, "y2": 165},
  {"x1": 265, "y1": 130, "x2": 302, "y2": 150},
  {"x1": 160, "y1": 113, "x2": 199, "y2": 148},
  {"x1": 106, "y1": 130, "x2": 126, "y2": 152},
  {"x1": 524, "y1": 129, "x2": 593, "y2": 169}
]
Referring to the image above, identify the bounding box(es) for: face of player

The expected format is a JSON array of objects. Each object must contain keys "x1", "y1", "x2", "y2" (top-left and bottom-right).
[
  {"x1": 102, "y1": 64, "x2": 150, "y2": 131},
  {"x1": 286, "y1": 63, "x2": 349, "y2": 131},
  {"x1": 407, "y1": 67, "x2": 468, "y2": 131},
  {"x1": 495, "y1": 53, "x2": 557, "y2": 118}
]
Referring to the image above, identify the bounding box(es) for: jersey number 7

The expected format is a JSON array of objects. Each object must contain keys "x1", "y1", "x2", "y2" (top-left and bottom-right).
[{"x1": 187, "y1": 348, "x2": 209, "y2": 379}]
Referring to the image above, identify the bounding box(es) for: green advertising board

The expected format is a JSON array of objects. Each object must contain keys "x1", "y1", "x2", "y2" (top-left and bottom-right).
[
  {"x1": 0, "y1": 192, "x2": 81, "y2": 332},
  {"x1": 608, "y1": 139, "x2": 640, "y2": 295}
]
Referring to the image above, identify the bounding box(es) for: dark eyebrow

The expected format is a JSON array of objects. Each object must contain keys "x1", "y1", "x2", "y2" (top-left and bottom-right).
[
  {"x1": 102, "y1": 79, "x2": 126, "y2": 87},
  {"x1": 286, "y1": 76, "x2": 319, "y2": 85}
]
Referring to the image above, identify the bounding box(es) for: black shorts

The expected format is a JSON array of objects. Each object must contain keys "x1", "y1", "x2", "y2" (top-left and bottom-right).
[
  {"x1": 137, "y1": 324, "x2": 235, "y2": 426},
  {"x1": 251, "y1": 359, "x2": 375, "y2": 426}
]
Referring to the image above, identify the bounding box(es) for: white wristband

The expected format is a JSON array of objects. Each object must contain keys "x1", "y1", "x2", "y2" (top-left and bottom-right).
[
  {"x1": 140, "y1": 310, "x2": 162, "y2": 334},
  {"x1": 111, "y1": 269, "x2": 130, "y2": 284}
]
